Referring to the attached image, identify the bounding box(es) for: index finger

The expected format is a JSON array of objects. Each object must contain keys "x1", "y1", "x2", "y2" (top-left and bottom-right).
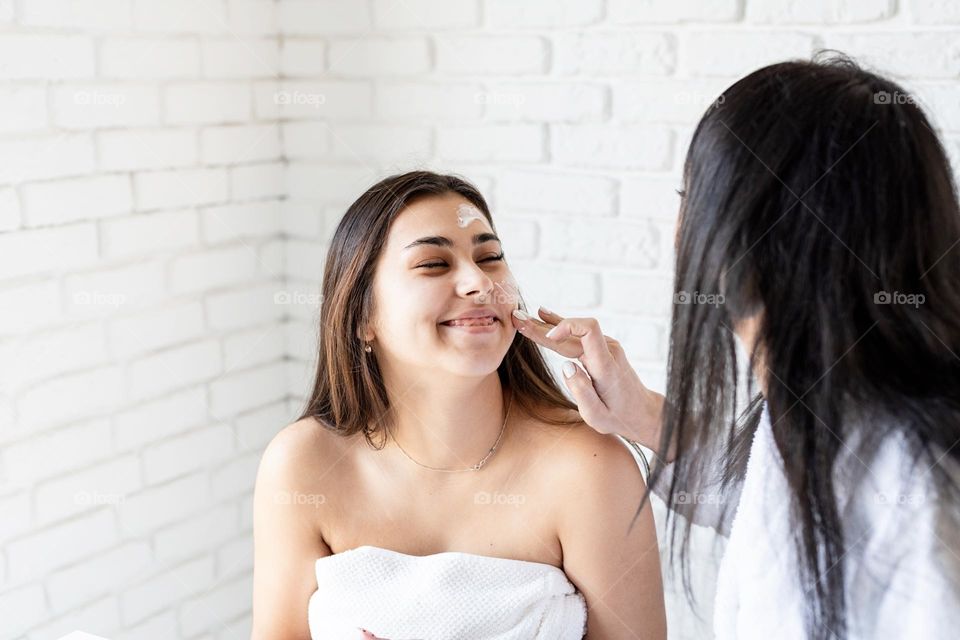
[{"x1": 510, "y1": 308, "x2": 585, "y2": 359}]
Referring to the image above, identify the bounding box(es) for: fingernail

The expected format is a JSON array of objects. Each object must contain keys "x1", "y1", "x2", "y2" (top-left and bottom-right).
[
  {"x1": 513, "y1": 309, "x2": 531, "y2": 321},
  {"x1": 545, "y1": 325, "x2": 560, "y2": 339},
  {"x1": 539, "y1": 305, "x2": 553, "y2": 315},
  {"x1": 562, "y1": 361, "x2": 576, "y2": 378}
]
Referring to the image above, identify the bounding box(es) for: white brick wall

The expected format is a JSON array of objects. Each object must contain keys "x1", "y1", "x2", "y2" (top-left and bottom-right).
[{"x1": 2, "y1": 1, "x2": 959, "y2": 639}]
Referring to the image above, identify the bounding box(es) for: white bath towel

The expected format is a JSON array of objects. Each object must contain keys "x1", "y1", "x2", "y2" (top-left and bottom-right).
[{"x1": 307, "y1": 545, "x2": 587, "y2": 639}]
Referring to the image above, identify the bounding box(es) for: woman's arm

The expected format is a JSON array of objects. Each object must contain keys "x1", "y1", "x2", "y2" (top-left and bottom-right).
[
  {"x1": 251, "y1": 423, "x2": 329, "y2": 640},
  {"x1": 557, "y1": 430, "x2": 667, "y2": 640}
]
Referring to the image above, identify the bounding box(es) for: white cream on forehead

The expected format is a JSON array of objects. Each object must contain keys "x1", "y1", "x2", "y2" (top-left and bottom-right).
[{"x1": 456, "y1": 203, "x2": 485, "y2": 228}]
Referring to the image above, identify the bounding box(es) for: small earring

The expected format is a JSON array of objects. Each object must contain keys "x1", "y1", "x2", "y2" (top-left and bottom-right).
[{"x1": 364, "y1": 343, "x2": 372, "y2": 353}]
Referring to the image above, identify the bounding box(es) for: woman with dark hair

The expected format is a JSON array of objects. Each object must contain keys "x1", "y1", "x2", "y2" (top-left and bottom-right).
[
  {"x1": 514, "y1": 55, "x2": 960, "y2": 639},
  {"x1": 250, "y1": 171, "x2": 667, "y2": 639}
]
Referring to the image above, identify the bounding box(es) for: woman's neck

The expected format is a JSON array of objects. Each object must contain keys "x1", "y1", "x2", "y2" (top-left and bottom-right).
[{"x1": 382, "y1": 373, "x2": 510, "y2": 473}]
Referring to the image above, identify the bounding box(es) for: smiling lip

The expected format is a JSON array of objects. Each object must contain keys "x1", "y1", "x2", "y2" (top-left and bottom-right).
[{"x1": 439, "y1": 311, "x2": 499, "y2": 331}]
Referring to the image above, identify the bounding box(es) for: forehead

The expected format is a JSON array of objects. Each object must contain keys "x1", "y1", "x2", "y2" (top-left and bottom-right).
[{"x1": 387, "y1": 193, "x2": 493, "y2": 247}]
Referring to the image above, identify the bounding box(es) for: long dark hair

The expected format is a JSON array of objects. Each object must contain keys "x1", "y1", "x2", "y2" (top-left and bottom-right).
[
  {"x1": 297, "y1": 170, "x2": 581, "y2": 446},
  {"x1": 649, "y1": 54, "x2": 960, "y2": 638}
]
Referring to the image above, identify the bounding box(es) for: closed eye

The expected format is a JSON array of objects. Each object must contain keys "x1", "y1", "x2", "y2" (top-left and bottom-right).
[{"x1": 417, "y1": 253, "x2": 505, "y2": 269}]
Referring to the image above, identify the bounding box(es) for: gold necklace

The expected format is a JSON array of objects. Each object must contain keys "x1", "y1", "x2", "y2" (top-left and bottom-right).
[{"x1": 391, "y1": 393, "x2": 513, "y2": 473}]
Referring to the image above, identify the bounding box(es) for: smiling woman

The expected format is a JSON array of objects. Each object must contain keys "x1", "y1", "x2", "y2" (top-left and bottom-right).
[{"x1": 249, "y1": 171, "x2": 667, "y2": 640}]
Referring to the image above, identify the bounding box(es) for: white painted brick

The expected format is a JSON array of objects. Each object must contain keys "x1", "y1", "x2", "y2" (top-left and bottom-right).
[
  {"x1": 376, "y1": 81, "x2": 484, "y2": 120},
  {"x1": 280, "y1": 200, "x2": 323, "y2": 237},
  {"x1": 200, "y1": 201, "x2": 282, "y2": 243},
  {"x1": 6, "y1": 508, "x2": 117, "y2": 584},
  {"x1": 116, "y1": 610, "x2": 178, "y2": 639},
  {"x1": 107, "y1": 301, "x2": 205, "y2": 359},
  {"x1": 20, "y1": 0, "x2": 133, "y2": 30},
  {"x1": 253, "y1": 79, "x2": 282, "y2": 119},
  {"x1": 0, "y1": 324, "x2": 107, "y2": 395},
  {"x1": 211, "y1": 450, "x2": 259, "y2": 499},
  {"x1": 327, "y1": 123, "x2": 432, "y2": 163},
  {"x1": 682, "y1": 32, "x2": 816, "y2": 77},
  {"x1": 621, "y1": 175, "x2": 684, "y2": 221},
  {"x1": 0, "y1": 35, "x2": 95, "y2": 79},
  {"x1": 202, "y1": 38, "x2": 280, "y2": 79},
  {"x1": 436, "y1": 36, "x2": 547, "y2": 75},
  {"x1": 481, "y1": 83, "x2": 607, "y2": 122},
  {"x1": 497, "y1": 170, "x2": 616, "y2": 215},
  {"x1": 0, "y1": 491, "x2": 31, "y2": 544},
  {"x1": 511, "y1": 262, "x2": 600, "y2": 309},
  {"x1": 133, "y1": 0, "x2": 229, "y2": 34},
  {"x1": 554, "y1": 32, "x2": 676, "y2": 76},
  {"x1": 279, "y1": 0, "x2": 371, "y2": 35},
  {"x1": 223, "y1": 324, "x2": 285, "y2": 371},
  {"x1": 113, "y1": 386, "x2": 209, "y2": 450},
  {"x1": 153, "y1": 504, "x2": 237, "y2": 562},
  {"x1": 100, "y1": 209, "x2": 200, "y2": 259},
  {"x1": 823, "y1": 32, "x2": 960, "y2": 79},
  {"x1": 239, "y1": 491, "x2": 254, "y2": 530},
  {"x1": 0, "y1": 280, "x2": 61, "y2": 337},
  {"x1": 217, "y1": 533, "x2": 253, "y2": 578},
  {"x1": 0, "y1": 134, "x2": 96, "y2": 184},
  {"x1": 0, "y1": 223, "x2": 98, "y2": 280},
  {"x1": 604, "y1": 271, "x2": 675, "y2": 317},
  {"x1": 229, "y1": 161, "x2": 284, "y2": 200},
  {"x1": 280, "y1": 39, "x2": 326, "y2": 76},
  {"x1": 63, "y1": 260, "x2": 166, "y2": 319},
  {"x1": 552, "y1": 124, "x2": 673, "y2": 169},
  {"x1": 492, "y1": 217, "x2": 538, "y2": 259},
  {"x1": 169, "y1": 245, "x2": 264, "y2": 294},
  {"x1": 121, "y1": 556, "x2": 214, "y2": 625},
  {"x1": 0, "y1": 187, "x2": 18, "y2": 231},
  {"x1": 285, "y1": 164, "x2": 378, "y2": 202},
  {"x1": 21, "y1": 174, "x2": 132, "y2": 227},
  {"x1": 373, "y1": 0, "x2": 479, "y2": 29},
  {"x1": 542, "y1": 219, "x2": 661, "y2": 268},
  {"x1": 205, "y1": 283, "x2": 285, "y2": 331},
  {"x1": 24, "y1": 596, "x2": 120, "y2": 640},
  {"x1": 597, "y1": 315, "x2": 665, "y2": 361},
  {"x1": 235, "y1": 401, "x2": 287, "y2": 451},
  {"x1": 608, "y1": 0, "x2": 741, "y2": 23},
  {"x1": 34, "y1": 454, "x2": 140, "y2": 525},
  {"x1": 746, "y1": 0, "x2": 894, "y2": 23},
  {"x1": 228, "y1": 0, "x2": 278, "y2": 34},
  {"x1": 99, "y1": 38, "x2": 200, "y2": 79},
  {"x1": 441, "y1": 124, "x2": 545, "y2": 163},
  {"x1": 47, "y1": 542, "x2": 152, "y2": 613},
  {"x1": 279, "y1": 121, "x2": 328, "y2": 159},
  {"x1": 275, "y1": 80, "x2": 372, "y2": 119},
  {"x1": 0, "y1": 585, "x2": 46, "y2": 638},
  {"x1": 127, "y1": 340, "x2": 222, "y2": 401},
  {"x1": 135, "y1": 167, "x2": 228, "y2": 210},
  {"x1": 201, "y1": 123, "x2": 281, "y2": 164},
  {"x1": 613, "y1": 78, "x2": 730, "y2": 124},
  {"x1": 911, "y1": 83, "x2": 960, "y2": 132},
  {"x1": 118, "y1": 472, "x2": 210, "y2": 536},
  {"x1": 164, "y1": 82, "x2": 251, "y2": 125},
  {"x1": 913, "y1": 0, "x2": 960, "y2": 23},
  {"x1": 328, "y1": 38, "x2": 430, "y2": 76},
  {"x1": 98, "y1": 128, "x2": 197, "y2": 172},
  {"x1": 53, "y1": 84, "x2": 160, "y2": 129},
  {"x1": 180, "y1": 575, "x2": 252, "y2": 637},
  {"x1": 0, "y1": 85, "x2": 48, "y2": 134},
  {"x1": 284, "y1": 238, "x2": 326, "y2": 281},
  {"x1": 488, "y1": 0, "x2": 602, "y2": 27},
  {"x1": 143, "y1": 423, "x2": 235, "y2": 484},
  {"x1": 209, "y1": 362, "x2": 287, "y2": 416}
]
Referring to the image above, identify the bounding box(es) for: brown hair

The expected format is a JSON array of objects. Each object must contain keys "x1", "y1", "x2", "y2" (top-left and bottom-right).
[{"x1": 297, "y1": 170, "x2": 581, "y2": 447}]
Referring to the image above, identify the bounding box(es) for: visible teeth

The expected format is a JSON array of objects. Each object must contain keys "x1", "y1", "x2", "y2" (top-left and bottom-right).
[{"x1": 445, "y1": 317, "x2": 496, "y2": 327}]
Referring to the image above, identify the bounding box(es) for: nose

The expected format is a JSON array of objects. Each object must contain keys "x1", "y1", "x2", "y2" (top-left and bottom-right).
[{"x1": 455, "y1": 261, "x2": 495, "y2": 302}]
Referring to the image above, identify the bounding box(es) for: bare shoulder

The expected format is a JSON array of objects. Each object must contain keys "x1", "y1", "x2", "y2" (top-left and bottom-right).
[
  {"x1": 526, "y1": 407, "x2": 646, "y2": 486},
  {"x1": 257, "y1": 415, "x2": 357, "y2": 493}
]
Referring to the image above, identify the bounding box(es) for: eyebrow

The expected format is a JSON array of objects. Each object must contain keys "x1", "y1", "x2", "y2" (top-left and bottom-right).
[{"x1": 403, "y1": 232, "x2": 501, "y2": 251}]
